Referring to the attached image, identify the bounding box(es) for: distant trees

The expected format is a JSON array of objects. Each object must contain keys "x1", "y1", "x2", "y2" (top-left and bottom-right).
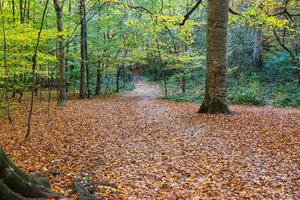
[
  {"x1": 0, "y1": 0, "x2": 299, "y2": 119},
  {"x1": 253, "y1": 26, "x2": 263, "y2": 69}
]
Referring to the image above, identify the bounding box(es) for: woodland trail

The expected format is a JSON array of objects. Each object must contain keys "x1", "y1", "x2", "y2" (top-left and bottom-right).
[{"x1": 1, "y1": 78, "x2": 300, "y2": 199}]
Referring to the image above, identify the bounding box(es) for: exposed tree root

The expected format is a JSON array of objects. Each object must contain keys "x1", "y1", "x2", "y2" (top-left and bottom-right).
[{"x1": 0, "y1": 148, "x2": 62, "y2": 199}]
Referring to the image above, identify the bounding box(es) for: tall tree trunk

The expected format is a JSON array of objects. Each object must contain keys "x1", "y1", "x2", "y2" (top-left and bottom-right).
[
  {"x1": 163, "y1": 70, "x2": 168, "y2": 98},
  {"x1": 25, "y1": 0, "x2": 49, "y2": 140},
  {"x1": 12, "y1": 0, "x2": 16, "y2": 21},
  {"x1": 253, "y1": 25, "x2": 263, "y2": 69},
  {"x1": 23, "y1": 0, "x2": 27, "y2": 22},
  {"x1": 65, "y1": 0, "x2": 72, "y2": 94},
  {"x1": 1, "y1": 3, "x2": 13, "y2": 123},
  {"x1": 199, "y1": 0, "x2": 229, "y2": 114},
  {"x1": 95, "y1": 61, "x2": 102, "y2": 95},
  {"x1": 116, "y1": 69, "x2": 120, "y2": 93},
  {"x1": 53, "y1": 0, "x2": 67, "y2": 107},
  {"x1": 182, "y1": 75, "x2": 186, "y2": 94},
  {"x1": 19, "y1": 0, "x2": 24, "y2": 23},
  {"x1": 79, "y1": 0, "x2": 87, "y2": 99}
]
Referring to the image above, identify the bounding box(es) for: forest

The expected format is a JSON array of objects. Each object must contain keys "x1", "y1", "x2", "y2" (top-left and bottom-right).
[{"x1": 0, "y1": 0, "x2": 300, "y2": 199}]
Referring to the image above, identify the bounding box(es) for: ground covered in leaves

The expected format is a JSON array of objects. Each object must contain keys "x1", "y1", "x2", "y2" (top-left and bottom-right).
[{"x1": 1, "y1": 79, "x2": 300, "y2": 199}]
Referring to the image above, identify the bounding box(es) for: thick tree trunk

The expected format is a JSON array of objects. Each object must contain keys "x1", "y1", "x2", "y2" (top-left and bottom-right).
[
  {"x1": 0, "y1": 148, "x2": 61, "y2": 199},
  {"x1": 53, "y1": 0, "x2": 67, "y2": 107},
  {"x1": 79, "y1": 0, "x2": 88, "y2": 99},
  {"x1": 253, "y1": 25, "x2": 263, "y2": 69},
  {"x1": 199, "y1": 0, "x2": 229, "y2": 114}
]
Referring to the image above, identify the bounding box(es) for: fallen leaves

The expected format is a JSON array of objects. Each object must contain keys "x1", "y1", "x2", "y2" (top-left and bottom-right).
[{"x1": 0, "y1": 80, "x2": 300, "y2": 199}]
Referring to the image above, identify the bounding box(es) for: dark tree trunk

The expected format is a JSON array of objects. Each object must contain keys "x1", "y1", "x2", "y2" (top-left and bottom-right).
[
  {"x1": 253, "y1": 25, "x2": 263, "y2": 69},
  {"x1": 116, "y1": 69, "x2": 120, "y2": 93},
  {"x1": 0, "y1": 148, "x2": 61, "y2": 199},
  {"x1": 154, "y1": 65, "x2": 158, "y2": 81},
  {"x1": 12, "y1": 0, "x2": 16, "y2": 21},
  {"x1": 1, "y1": 11, "x2": 13, "y2": 123},
  {"x1": 26, "y1": 0, "x2": 30, "y2": 21},
  {"x1": 25, "y1": 0, "x2": 49, "y2": 140},
  {"x1": 123, "y1": 68, "x2": 127, "y2": 89},
  {"x1": 182, "y1": 75, "x2": 186, "y2": 94},
  {"x1": 163, "y1": 71, "x2": 168, "y2": 98},
  {"x1": 199, "y1": 0, "x2": 229, "y2": 114},
  {"x1": 19, "y1": 0, "x2": 24, "y2": 23},
  {"x1": 79, "y1": 0, "x2": 88, "y2": 99},
  {"x1": 53, "y1": 0, "x2": 67, "y2": 107},
  {"x1": 95, "y1": 61, "x2": 102, "y2": 95}
]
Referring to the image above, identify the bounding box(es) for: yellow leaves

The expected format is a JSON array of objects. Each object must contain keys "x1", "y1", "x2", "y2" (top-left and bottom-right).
[
  {"x1": 231, "y1": 0, "x2": 293, "y2": 29},
  {"x1": 265, "y1": 17, "x2": 288, "y2": 28},
  {"x1": 156, "y1": 14, "x2": 182, "y2": 25},
  {"x1": 99, "y1": 0, "x2": 119, "y2": 3}
]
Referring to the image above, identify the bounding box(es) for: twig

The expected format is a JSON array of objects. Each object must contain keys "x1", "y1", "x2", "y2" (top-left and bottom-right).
[{"x1": 25, "y1": 0, "x2": 50, "y2": 141}]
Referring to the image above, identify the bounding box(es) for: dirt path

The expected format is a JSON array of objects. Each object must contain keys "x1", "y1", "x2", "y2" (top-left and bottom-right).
[{"x1": 1, "y1": 78, "x2": 300, "y2": 199}]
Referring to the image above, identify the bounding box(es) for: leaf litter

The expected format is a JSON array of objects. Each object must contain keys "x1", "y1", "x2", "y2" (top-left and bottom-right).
[{"x1": 0, "y1": 79, "x2": 300, "y2": 199}]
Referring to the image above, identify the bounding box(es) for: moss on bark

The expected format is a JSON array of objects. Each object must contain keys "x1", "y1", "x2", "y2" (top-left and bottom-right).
[
  {"x1": 208, "y1": 99, "x2": 229, "y2": 114},
  {"x1": 0, "y1": 148, "x2": 62, "y2": 199}
]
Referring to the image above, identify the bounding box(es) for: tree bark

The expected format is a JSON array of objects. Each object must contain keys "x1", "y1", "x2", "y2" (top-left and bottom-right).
[
  {"x1": 199, "y1": 0, "x2": 229, "y2": 114},
  {"x1": 1, "y1": 9, "x2": 13, "y2": 123},
  {"x1": 253, "y1": 25, "x2": 263, "y2": 69},
  {"x1": 79, "y1": 0, "x2": 88, "y2": 99},
  {"x1": 25, "y1": 0, "x2": 49, "y2": 140},
  {"x1": 19, "y1": 0, "x2": 24, "y2": 23},
  {"x1": 0, "y1": 148, "x2": 61, "y2": 199},
  {"x1": 95, "y1": 61, "x2": 102, "y2": 95},
  {"x1": 53, "y1": 0, "x2": 67, "y2": 107},
  {"x1": 12, "y1": 0, "x2": 16, "y2": 21}
]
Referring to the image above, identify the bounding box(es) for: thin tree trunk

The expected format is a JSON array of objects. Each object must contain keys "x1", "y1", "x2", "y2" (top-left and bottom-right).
[
  {"x1": 116, "y1": 69, "x2": 121, "y2": 93},
  {"x1": 25, "y1": 0, "x2": 49, "y2": 140},
  {"x1": 105, "y1": 76, "x2": 111, "y2": 93},
  {"x1": 182, "y1": 75, "x2": 186, "y2": 94},
  {"x1": 1, "y1": 5, "x2": 13, "y2": 123},
  {"x1": 23, "y1": 0, "x2": 27, "y2": 22},
  {"x1": 19, "y1": 0, "x2": 24, "y2": 23},
  {"x1": 95, "y1": 61, "x2": 102, "y2": 95},
  {"x1": 199, "y1": 0, "x2": 229, "y2": 114},
  {"x1": 79, "y1": 0, "x2": 87, "y2": 99},
  {"x1": 12, "y1": 0, "x2": 16, "y2": 21},
  {"x1": 53, "y1": 0, "x2": 67, "y2": 107},
  {"x1": 253, "y1": 25, "x2": 263, "y2": 69},
  {"x1": 26, "y1": 0, "x2": 30, "y2": 21},
  {"x1": 47, "y1": 64, "x2": 52, "y2": 122},
  {"x1": 163, "y1": 70, "x2": 168, "y2": 98}
]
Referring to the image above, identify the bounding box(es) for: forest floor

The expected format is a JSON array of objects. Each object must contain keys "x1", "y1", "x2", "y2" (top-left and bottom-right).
[{"x1": 1, "y1": 77, "x2": 300, "y2": 199}]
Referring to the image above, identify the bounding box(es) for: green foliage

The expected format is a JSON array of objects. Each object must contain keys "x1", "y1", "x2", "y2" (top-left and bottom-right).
[
  {"x1": 0, "y1": 0, "x2": 299, "y2": 110},
  {"x1": 274, "y1": 86, "x2": 300, "y2": 108},
  {"x1": 229, "y1": 74, "x2": 266, "y2": 105}
]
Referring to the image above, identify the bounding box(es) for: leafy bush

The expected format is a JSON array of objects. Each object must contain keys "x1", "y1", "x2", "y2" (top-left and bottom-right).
[
  {"x1": 229, "y1": 75, "x2": 266, "y2": 105},
  {"x1": 167, "y1": 92, "x2": 203, "y2": 103},
  {"x1": 274, "y1": 86, "x2": 300, "y2": 108}
]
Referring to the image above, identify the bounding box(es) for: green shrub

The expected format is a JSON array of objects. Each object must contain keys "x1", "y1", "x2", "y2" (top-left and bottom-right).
[
  {"x1": 229, "y1": 75, "x2": 266, "y2": 105},
  {"x1": 274, "y1": 86, "x2": 300, "y2": 108},
  {"x1": 167, "y1": 92, "x2": 203, "y2": 103}
]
